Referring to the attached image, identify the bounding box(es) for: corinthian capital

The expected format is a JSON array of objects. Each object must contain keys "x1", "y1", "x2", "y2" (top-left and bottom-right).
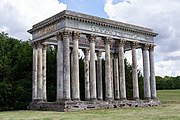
[
  {"x1": 62, "y1": 30, "x2": 71, "y2": 39},
  {"x1": 149, "y1": 44, "x2": 156, "y2": 51},
  {"x1": 83, "y1": 48, "x2": 90, "y2": 56},
  {"x1": 119, "y1": 39, "x2": 126, "y2": 47},
  {"x1": 131, "y1": 41, "x2": 139, "y2": 49},
  {"x1": 56, "y1": 32, "x2": 62, "y2": 40},
  {"x1": 87, "y1": 34, "x2": 96, "y2": 43},
  {"x1": 42, "y1": 43, "x2": 48, "y2": 50},
  {"x1": 102, "y1": 37, "x2": 112, "y2": 45},
  {"x1": 96, "y1": 50, "x2": 102, "y2": 57},
  {"x1": 73, "y1": 31, "x2": 81, "y2": 40},
  {"x1": 37, "y1": 41, "x2": 43, "y2": 48},
  {"x1": 114, "y1": 53, "x2": 118, "y2": 58},
  {"x1": 32, "y1": 41, "x2": 38, "y2": 48},
  {"x1": 142, "y1": 44, "x2": 150, "y2": 50}
]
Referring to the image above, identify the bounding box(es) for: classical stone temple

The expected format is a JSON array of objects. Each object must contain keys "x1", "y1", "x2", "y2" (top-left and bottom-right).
[{"x1": 28, "y1": 10, "x2": 160, "y2": 111}]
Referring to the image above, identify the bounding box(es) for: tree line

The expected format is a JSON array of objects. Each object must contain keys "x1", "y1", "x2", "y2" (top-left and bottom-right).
[
  {"x1": 156, "y1": 76, "x2": 180, "y2": 90},
  {"x1": 0, "y1": 32, "x2": 179, "y2": 111}
]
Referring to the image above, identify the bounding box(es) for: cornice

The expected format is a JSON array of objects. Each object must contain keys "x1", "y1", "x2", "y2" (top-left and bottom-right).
[{"x1": 28, "y1": 10, "x2": 158, "y2": 37}]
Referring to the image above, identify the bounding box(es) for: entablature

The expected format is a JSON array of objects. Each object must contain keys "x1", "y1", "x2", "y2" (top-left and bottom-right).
[
  {"x1": 28, "y1": 10, "x2": 157, "y2": 41},
  {"x1": 28, "y1": 10, "x2": 157, "y2": 52}
]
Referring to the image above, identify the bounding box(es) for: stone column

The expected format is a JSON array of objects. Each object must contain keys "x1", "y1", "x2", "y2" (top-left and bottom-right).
[
  {"x1": 104, "y1": 37, "x2": 112, "y2": 100},
  {"x1": 70, "y1": 47, "x2": 73, "y2": 99},
  {"x1": 149, "y1": 44, "x2": 157, "y2": 99},
  {"x1": 88, "y1": 34, "x2": 97, "y2": 100},
  {"x1": 32, "y1": 42, "x2": 38, "y2": 100},
  {"x1": 110, "y1": 53, "x2": 114, "y2": 99},
  {"x1": 119, "y1": 40, "x2": 126, "y2": 100},
  {"x1": 114, "y1": 53, "x2": 120, "y2": 100},
  {"x1": 97, "y1": 51, "x2": 103, "y2": 100},
  {"x1": 42, "y1": 44, "x2": 47, "y2": 101},
  {"x1": 142, "y1": 44, "x2": 151, "y2": 99},
  {"x1": 63, "y1": 30, "x2": 71, "y2": 100},
  {"x1": 84, "y1": 49, "x2": 90, "y2": 100},
  {"x1": 56, "y1": 33, "x2": 64, "y2": 101},
  {"x1": 37, "y1": 42, "x2": 43, "y2": 100},
  {"x1": 131, "y1": 42, "x2": 139, "y2": 100},
  {"x1": 71, "y1": 32, "x2": 80, "y2": 100}
]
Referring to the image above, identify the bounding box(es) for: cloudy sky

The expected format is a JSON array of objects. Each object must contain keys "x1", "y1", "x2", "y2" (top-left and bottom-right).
[{"x1": 0, "y1": 0, "x2": 180, "y2": 77}]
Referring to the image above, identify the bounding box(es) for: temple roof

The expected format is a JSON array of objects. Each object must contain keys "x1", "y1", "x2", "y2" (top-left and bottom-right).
[{"x1": 28, "y1": 10, "x2": 158, "y2": 37}]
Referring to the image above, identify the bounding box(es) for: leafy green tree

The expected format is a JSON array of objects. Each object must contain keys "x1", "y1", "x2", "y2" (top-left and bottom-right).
[
  {"x1": 0, "y1": 32, "x2": 32, "y2": 110},
  {"x1": 156, "y1": 76, "x2": 165, "y2": 90},
  {"x1": 125, "y1": 58, "x2": 144, "y2": 99},
  {"x1": 173, "y1": 76, "x2": 180, "y2": 89},
  {"x1": 156, "y1": 76, "x2": 180, "y2": 90},
  {"x1": 46, "y1": 46, "x2": 57, "y2": 102}
]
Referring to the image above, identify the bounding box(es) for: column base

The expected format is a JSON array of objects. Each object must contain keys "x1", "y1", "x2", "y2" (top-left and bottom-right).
[
  {"x1": 97, "y1": 98, "x2": 103, "y2": 101},
  {"x1": 63, "y1": 98, "x2": 71, "y2": 101},
  {"x1": 144, "y1": 97, "x2": 151, "y2": 100},
  {"x1": 90, "y1": 98, "x2": 97, "y2": 101},
  {"x1": 120, "y1": 98, "x2": 127, "y2": 101},
  {"x1": 32, "y1": 99, "x2": 43, "y2": 103},
  {"x1": 114, "y1": 98, "x2": 120, "y2": 101},
  {"x1": 151, "y1": 97, "x2": 158, "y2": 100},
  {"x1": 71, "y1": 98, "x2": 80, "y2": 101},
  {"x1": 105, "y1": 98, "x2": 113, "y2": 101},
  {"x1": 56, "y1": 99, "x2": 64, "y2": 102},
  {"x1": 85, "y1": 98, "x2": 90, "y2": 101},
  {"x1": 42, "y1": 99, "x2": 47, "y2": 102},
  {"x1": 133, "y1": 97, "x2": 140, "y2": 100}
]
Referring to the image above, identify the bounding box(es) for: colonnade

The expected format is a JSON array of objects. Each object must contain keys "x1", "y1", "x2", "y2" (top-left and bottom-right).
[{"x1": 31, "y1": 30, "x2": 157, "y2": 102}]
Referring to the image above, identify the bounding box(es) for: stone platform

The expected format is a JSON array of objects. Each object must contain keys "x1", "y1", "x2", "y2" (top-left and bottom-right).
[{"x1": 28, "y1": 99, "x2": 160, "y2": 112}]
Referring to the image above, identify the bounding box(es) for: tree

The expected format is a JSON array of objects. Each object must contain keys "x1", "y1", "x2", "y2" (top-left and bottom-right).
[
  {"x1": 0, "y1": 32, "x2": 32, "y2": 110},
  {"x1": 125, "y1": 58, "x2": 144, "y2": 99},
  {"x1": 173, "y1": 76, "x2": 180, "y2": 89},
  {"x1": 46, "y1": 46, "x2": 57, "y2": 102}
]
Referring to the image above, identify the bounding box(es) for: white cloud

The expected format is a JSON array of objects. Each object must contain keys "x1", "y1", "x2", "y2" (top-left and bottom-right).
[
  {"x1": 155, "y1": 60, "x2": 180, "y2": 76},
  {"x1": 104, "y1": 0, "x2": 180, "y2": 76},
  {"x1": 0, "y1": 0, "x2": 67, "y2": 40}
]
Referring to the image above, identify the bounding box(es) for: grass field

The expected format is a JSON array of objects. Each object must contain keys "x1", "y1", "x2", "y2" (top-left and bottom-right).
[
  {"x1": 0, "y1": 89, "x2": 180, "y2": 120},
  {"x1": 157, "y1": 89, "x2": 180, "y2": 104}
]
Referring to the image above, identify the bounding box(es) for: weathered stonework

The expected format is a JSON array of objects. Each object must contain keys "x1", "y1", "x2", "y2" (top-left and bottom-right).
[
  {"x1": 28, "y1": 99, "x2": 160, "y2": 112},
  {"x1": 28, "y1": 10, "x2": 159, "y2": 112}
]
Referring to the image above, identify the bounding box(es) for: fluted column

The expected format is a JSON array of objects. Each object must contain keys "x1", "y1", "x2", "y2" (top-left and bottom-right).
[
  {"x1": 42, "y1": 44, "x2": 47, "y2": 101},
  {"x1": 131, "y1": 42, "x2": 139, "y2": 100},
  {"x1": 97, "y1": 51, "x2": 103, "y2": 100},
  {"x1": 32, "y1": 42, "x2": 38, "y2": 100},
  {"x1": 110, "y1": 53, "x2": 114, "y2": 99},
  {"x1": 70, "y1": 47, "x2": 73, "y2": 98},
  {"x1": 119, "y1": 40, "x2": 126, "y2": 100},
  {"x1": 37, "y1": 42, "x2": 43, "y2": 100},
  {"x1": 71, "y1": 32, "x2": 80, "y2": 100},
  {"x1": 84, "y1": 49, "x2": 90, "y2": 100},
  {"x1": 149, "y1": 44, "x2": 157, "y2": 99},
  {"x1": 63, "y1": 30, "x2": 71, "y2": 100},
  {"x1": 114, "y1": 53, "x2": 120, "y2": 100},
  {"x1": 104, "y1": 37, "x2": 112, "y2": 100},
  {"x1": 142, "y1": 44, "x2": 151, "y2": 99},
  {"x1": 88, "y1": 35, "x2": 97, "y2": 100},
  {"x1": 56, "y1": 33, "x2": 64, "y2": 101}
]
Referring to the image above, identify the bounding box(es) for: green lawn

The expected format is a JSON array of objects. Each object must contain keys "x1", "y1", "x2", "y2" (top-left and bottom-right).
[
  {"x1": 0, "y1": 89, "x2": 180, "y2": 120},
  {"x1": 157, "y1": 89, "x2": 180, "y2": 104}
]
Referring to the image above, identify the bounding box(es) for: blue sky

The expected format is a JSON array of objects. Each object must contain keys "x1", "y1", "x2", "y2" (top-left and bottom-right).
[
  {"x1": 59, "y1": 0, "x2": 108, "y2": 18},
  {"x1": 1, "y1": 0, "x2": 180, "y2": 76}
]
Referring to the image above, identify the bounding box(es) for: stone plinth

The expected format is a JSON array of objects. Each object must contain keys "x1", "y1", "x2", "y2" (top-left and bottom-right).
[{"x1": 28, "y1": 99, "x2": 160, "y2": 112}]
